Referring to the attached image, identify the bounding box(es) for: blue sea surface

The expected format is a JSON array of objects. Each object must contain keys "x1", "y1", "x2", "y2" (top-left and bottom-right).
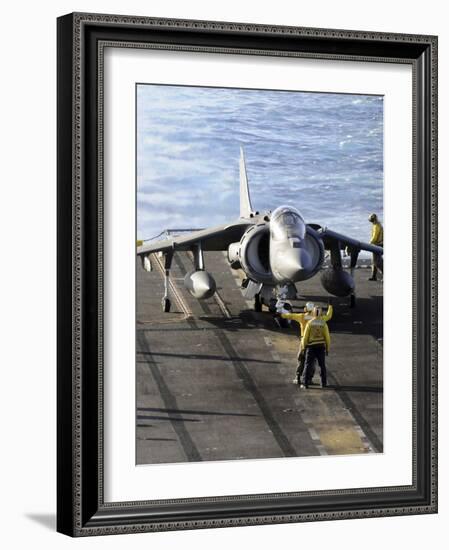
[{"x1": 137, "y1": 85, "x2": 383, "y2": 246}]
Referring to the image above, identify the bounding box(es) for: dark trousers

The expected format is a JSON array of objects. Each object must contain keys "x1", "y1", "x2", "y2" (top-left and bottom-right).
[
  {"x1": 371, "y1": 245, "x2": 383, "y2": 278},
  {"x1": 296, "y1": 350, "x2": 304, "y2": 380},
  {"x1": 296, "y1": 350, "x2": 314, "y2": 381},
  {"x1": 302, "y1": 344, "x2": 327, "y2": 386}
]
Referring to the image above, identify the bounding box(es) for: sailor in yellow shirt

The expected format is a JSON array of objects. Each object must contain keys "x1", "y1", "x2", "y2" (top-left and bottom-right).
[
  {"x1": 301, "y1": 306, "x2": 331, "y2": 389},
  {"x1": 280, "y1": 301, "x2": 333, "y2": 384},
  {"x1": 368, "y1": 213, "x2": 383, "y2": 281}
]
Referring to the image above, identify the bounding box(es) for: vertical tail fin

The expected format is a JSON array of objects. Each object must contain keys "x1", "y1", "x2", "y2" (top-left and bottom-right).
[{"x1": 239, "y1": 147, "x2": 253, "y2": 218}]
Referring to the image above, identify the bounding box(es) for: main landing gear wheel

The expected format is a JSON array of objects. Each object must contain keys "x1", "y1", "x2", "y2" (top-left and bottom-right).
[
  {"x1": 162, "y1": 297, "x2": 171, "y2": 312},
  {"x1": 278, "y1": 317, "x2": 289, "y2": 328},
  {"x1": 350, "y1": 294, "x2": 356, "y2": 308},
  {"x1": 254, "y1": 294, "x2": 262, "y2": 312},
  {"x1": 274, "y1": 315, "x2": 289, "y2": 329}
]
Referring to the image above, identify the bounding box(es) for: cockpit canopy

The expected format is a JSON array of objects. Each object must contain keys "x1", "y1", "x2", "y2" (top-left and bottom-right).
[{"x1": 270, "y1": 206, "x2": 306, "y2": 242}]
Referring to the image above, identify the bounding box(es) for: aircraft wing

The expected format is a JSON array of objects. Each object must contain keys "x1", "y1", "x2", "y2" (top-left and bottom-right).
[
  {"x1": 137, "y1": 219, "x2": 253, "y2": 256},
  {"x1": 317, "y1": 227, "x2": 383, "y2": 255}
]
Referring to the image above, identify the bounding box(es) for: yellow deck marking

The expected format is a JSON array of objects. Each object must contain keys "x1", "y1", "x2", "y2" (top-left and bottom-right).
[
  {"x1": 272, "y1": 325, "x2": 373, "y2": 455},
  {"x1": 318, "y1": 426, "x2": 367, "y2": 455}
]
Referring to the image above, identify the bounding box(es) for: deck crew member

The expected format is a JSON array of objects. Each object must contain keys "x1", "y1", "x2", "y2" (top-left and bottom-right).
[
  {"x1": 301, "y1": 306, "x2": 331, "y2": 389},
  {"x1": 280, "y1": 301, "x2": 333, "y2": 385},
  {"x1": 368, "y1": 213, "x2": 383, "y2": 281}
]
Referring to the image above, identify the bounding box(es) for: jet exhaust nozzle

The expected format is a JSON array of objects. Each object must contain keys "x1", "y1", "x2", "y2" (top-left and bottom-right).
[{"x1": 184, "y1": 270, "x2": 216, "y2": 300}]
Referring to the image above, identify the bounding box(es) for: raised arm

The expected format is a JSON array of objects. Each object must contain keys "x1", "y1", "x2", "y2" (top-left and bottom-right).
[{"x1": 322, "y1": 304, "x2": 333, "y2": 322}]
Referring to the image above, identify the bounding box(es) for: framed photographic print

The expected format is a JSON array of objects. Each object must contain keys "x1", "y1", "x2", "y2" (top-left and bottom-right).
[{"x1": 57, "y1": 12, "x2": 438, "y2": 536}]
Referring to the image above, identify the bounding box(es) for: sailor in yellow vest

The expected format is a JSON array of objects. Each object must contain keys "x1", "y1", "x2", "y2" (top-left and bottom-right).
[
  {"x1": 368, "y1": 213, "x2": 383, "y2": 281},
  {"x1": 280, "y1": 301, "x2": 333, "y2": 385},
  {"x1": 300, "y1": 306, "x2": 331, "y2": 389}
]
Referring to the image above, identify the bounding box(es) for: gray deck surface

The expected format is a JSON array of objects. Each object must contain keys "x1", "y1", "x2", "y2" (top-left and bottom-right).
[{"x1": 136, "y1": 251, "x2": 383, "y2": 465}]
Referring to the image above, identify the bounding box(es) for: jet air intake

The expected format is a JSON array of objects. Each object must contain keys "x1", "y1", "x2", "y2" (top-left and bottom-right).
[
  {"x1": 184, "y1": 270, "x2": 216, "y2": 300},
  {"x1": 232, "y1": 224, "x2": 273, "y2": 283},
  {"x1": 229, "y1": 206, "x2": 324, "y2": 285}
]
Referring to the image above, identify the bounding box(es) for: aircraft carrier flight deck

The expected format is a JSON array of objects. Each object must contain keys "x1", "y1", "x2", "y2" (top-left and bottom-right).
[{"x1": 136, "y1": 251, "x2": 383, "y2": 465}]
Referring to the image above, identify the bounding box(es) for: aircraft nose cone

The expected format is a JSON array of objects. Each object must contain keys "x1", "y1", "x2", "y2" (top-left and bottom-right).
[{"x1": 280, "y1": 248, "x2": 311, "y2": 281}]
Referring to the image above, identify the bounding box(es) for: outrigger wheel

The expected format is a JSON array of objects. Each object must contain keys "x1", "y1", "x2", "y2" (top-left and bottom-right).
[{"x1": 162, "y1": 297, "x2": 171, "y2": 313}]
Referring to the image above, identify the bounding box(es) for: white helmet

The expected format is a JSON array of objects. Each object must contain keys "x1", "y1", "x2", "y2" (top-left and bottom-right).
[{"x1": 305, "y1": 302, "x2": 315, "y2": 312}]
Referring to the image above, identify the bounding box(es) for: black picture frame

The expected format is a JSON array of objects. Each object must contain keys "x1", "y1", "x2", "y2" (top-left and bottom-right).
[{"x1": 57, "y1": 12, "x2": 438, "y2": 536}]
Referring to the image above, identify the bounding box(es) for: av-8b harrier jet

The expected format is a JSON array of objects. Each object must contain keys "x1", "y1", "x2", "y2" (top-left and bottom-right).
[{"x1": 137, "y1": 148, "x2": 383, "y2": 313}]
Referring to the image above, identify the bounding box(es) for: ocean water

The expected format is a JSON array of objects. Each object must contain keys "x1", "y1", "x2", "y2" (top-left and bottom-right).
[{"x1": 137, "y1": 85, "x2": 383, "y2": 247}]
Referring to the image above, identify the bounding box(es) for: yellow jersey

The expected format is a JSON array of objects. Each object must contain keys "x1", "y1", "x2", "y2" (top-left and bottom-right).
[
  {"x1": 370, "y1": 222, "x2": 383, "y2": 246},
  {"x1": 302, "y1": 318, "x2": 331, "y2": 352}
]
